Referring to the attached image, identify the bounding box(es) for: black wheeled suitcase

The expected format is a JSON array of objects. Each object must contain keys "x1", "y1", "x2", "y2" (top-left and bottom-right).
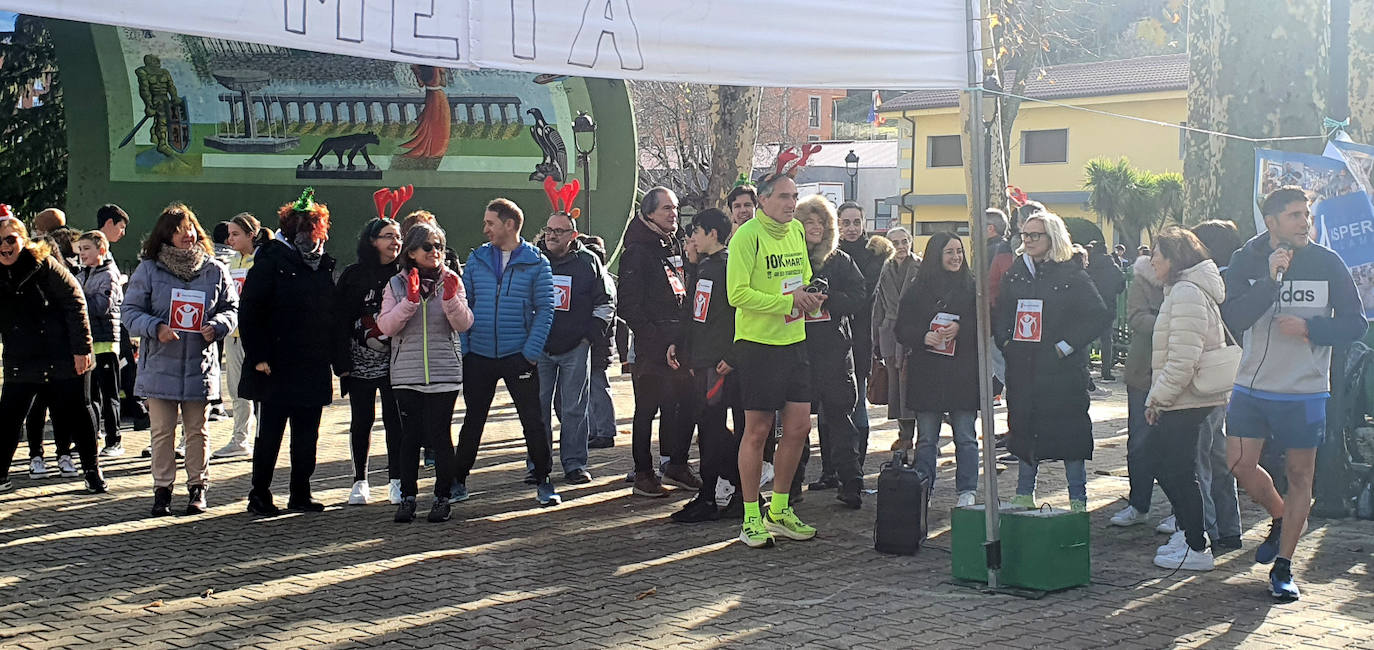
[{"x1": 874, "y1": 451, "x2": 931, "y2": 555}]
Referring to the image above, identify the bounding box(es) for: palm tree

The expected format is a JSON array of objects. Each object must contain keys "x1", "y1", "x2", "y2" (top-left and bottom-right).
[
  {"x1": 1148, "y1": 172, "x2": 1185, "y2": 228},
  {"x1": 1084, "y1": 157, "x2": 1152, "y2": 251}
]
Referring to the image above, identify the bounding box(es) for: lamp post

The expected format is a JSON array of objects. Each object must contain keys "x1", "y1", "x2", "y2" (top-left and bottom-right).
[
  {"x1": 572, "y1": 111, "x2": 597, "y2": 233},
  {"x1": 844, "y1": 149, "x2": 859, "y2": 202}
]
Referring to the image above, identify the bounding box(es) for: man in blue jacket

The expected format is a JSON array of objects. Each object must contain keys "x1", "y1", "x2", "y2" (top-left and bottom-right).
[
  {"x1": 453, "y1": 198, "x2": 560, "y2": 506},
  {"x1": 1222, "y1": 186, "x2": 1367, "y2": 602}
]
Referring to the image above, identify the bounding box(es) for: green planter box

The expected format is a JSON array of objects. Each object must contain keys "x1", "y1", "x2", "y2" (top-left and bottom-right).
[{"x1": 951, "y1": 505, "x2": 1091, "y2": 592}]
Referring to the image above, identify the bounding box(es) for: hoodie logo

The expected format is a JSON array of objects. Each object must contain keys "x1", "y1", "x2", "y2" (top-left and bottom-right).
[{"x1": 1278, "y1": 280, "x2": 1328, "y2": 310}]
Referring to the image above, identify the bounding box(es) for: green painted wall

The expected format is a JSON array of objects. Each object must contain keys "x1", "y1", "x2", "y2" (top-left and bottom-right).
[{"x1": 50, "y1": 20, "x2": 637, "y2": 269}]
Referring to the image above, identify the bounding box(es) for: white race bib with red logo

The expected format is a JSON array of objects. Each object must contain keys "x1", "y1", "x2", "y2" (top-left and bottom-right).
[
  {"x1": 1012, "y1": 299, "x2": 1043, "y2": 343},
  {"x1": 230, "y1": 269, "x2": 248, "y2": 296},
  {"x1": 666, "y1": 265, "x2": 686, "y2": 299},
  {"x1": 170, "y1": 288, "x2": 207, "y2": 333},
  {"x1": 552, "y1": 274, "x2": 572, "y2": 312},
  {"x1": 782, "y1": 277, "x2": 805, "y2": 324},
  {"x1": 692, "y1": 279, "x2": 713, "y2": 323}
]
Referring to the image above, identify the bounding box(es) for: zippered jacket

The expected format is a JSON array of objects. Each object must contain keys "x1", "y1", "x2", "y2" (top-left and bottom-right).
[
  {"x1": 377, "y1": 267, "x2": 474, "y2": 387},
  {"x1": 460, "y1": 239, "x2": 554, "y2": 361}
]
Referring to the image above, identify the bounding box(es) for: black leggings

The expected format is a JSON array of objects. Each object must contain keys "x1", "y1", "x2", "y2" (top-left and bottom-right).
[
  {"x1": 630, "y1": 368, "x2": 693, "y2": 473},
  {"x1": 1149, "y1": 407, "x2": 1212, "y2": 551},
  {"x1": 90, "y1": 352, "x2": 122, "y2": 447},
  {"x1": 251, "y1": 400, "x2": 322, "y2": 500},
  {"x1": 394, "y1": 389, "x2": 459, "y2": 498},
  {"x1": 1, "y1": 375, "x2": 100, "y2": 480},
  {"x1": 344, "y1": 377, "x2": 402, "y2": 482}
]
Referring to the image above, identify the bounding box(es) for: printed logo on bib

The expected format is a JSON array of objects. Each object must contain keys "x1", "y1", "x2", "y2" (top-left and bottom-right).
[
  {"x1": 230, "y1": 269, "x2": 248, "y2": 295},
  {"x1": 1012, "y1": 299, "x2": 1043, "y2": 343},
  {"x1": 170, "y1": 288, "x2": 207, "y2": 333},
  {"x1": 693, "y1": 279, "x2": 713, "y2": 323},
  {"x1": 552, "y1": 274, "x2": 572, "y2": 312},
  {"x1": 782, "y1": 277, "x2": 805, "y2": 324},
  {"x1": 1278, "y1": 280, "x2": 1329, "y2": 310},
  {"x1": 666, "y1": 265, "x2": 686, "y2": 299}
]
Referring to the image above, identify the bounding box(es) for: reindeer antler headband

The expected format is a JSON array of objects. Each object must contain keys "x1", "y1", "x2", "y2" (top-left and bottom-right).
[
  {"x1": 543, "y1": 177, "x2": 582, "y2": 220},
  {"x1": 762, "y1": 143, "x2": 823, "y2": 182},
  {"x1": 372, "y1": 185, "x2": 415, "y2": 222}
]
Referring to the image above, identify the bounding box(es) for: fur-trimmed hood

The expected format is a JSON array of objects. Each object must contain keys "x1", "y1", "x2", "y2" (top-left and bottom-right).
[
  {"x1": 797, "y1": 194, "x2": 839, "y2": 270},
  {"x1": 1132, "y1": 254, "x2": 1161, "y2": 287},
  {"x1": 867, "y1": 234, "x2": 895, "y2": 261}
]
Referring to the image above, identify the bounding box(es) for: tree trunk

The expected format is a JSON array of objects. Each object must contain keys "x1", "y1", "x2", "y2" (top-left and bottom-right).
[
  {"x1": 1347, "y1": 2, "x2": 1374, "y2": 143},
  {"x1": 704, "y1": 85, "x2": 761, "y2": 210},
  {"x1": 1185, "y1": 0, "x2": 1328, "y2": 239}
]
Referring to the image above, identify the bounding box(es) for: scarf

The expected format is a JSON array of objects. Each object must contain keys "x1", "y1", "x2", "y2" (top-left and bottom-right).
[
  {"x1": 158, "y1": 245, "x2": 206, "y2": 282},
  {"x1": 295, "y1": 232, "x2": 324, "y2": 270},
  {"x1": 417, "y1": 265, "x2": 440, "y2": 298},
  {"x1": 756, "y1": 213, "x2": 792, "y2": 240},
  {"x1": 637, "y1": 214, "x2": 674, "y2": 244}
]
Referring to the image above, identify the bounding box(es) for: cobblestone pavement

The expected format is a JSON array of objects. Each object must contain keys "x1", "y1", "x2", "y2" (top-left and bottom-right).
[{"x1": 3, "y1": 371, "x2": 1373, "y2": 649}]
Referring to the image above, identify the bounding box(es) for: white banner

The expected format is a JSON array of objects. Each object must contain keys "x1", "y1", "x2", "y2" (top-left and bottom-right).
[{"x1": 4, "y1": 0, "x2": 969, "y2": 89}]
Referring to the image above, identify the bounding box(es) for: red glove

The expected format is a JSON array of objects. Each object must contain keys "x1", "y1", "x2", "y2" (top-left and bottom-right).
[
  {"x1": 406, "y1": 268, "x2": 421, "y2": 303},
  {"x1": 443, "y1": 271, "x2": 460, "y2": 301}
]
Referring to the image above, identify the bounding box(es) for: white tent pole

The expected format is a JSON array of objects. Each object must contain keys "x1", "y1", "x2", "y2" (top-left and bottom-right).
[{"x1": 964, "y1": 0, "x2": 1002, "y2": 589}]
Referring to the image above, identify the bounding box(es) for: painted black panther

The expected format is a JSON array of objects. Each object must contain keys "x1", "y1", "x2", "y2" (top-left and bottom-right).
[{"x1": 300, "y1": 132, "x2": 381, "y2": 170}]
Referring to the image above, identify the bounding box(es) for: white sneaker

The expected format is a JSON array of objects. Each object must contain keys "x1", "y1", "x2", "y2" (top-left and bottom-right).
[
  {"x1": 715, "y1": 477, "x2": 736, "y2": 507},
  {"x1": 1089, "y1": 387, "x2": 1114, "y2": 399},
  {"x1": 388, "y1": 479, "x2": 402, "y2": 505},
  {"x1": 57, "y1": 455, "x2": 79, "y2": 477},
  {"x1": 348, "y1": 480, "x2": 370, "y2": 505},
  {"x1": 1156, "y1": 514, "x2": 1178, "y2": 534},
  {"x1": 1156, "y1": 530, "x2": 1186, "y2": 556},
  {"x1": 212, "y1": 443, "x2": 252, "y2": 459},
  {"x1": 956, "y1": 491, "x2": 977, "y2": 507},
  {"x1": 759, "y1": 461, "x2": 775, "y2": 489},
  {"x1": 1109, "y1": 504, "x2": 1147, "y2": 527},
  {"x1": 1153, "y1": 545, "x2": 1215, "y2": 571},
  {"x1": 99, "y1": 443, "x2": 125, "y2": 458},
  {"x1": 29, "y1": 457, "x2": 50, "y2": 479}
]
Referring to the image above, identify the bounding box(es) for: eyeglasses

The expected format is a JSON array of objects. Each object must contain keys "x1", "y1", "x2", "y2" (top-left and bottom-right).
[
  {"x1": 1019, "y1": 231, "x2": 1046, "y2": 242},
  {"x1": 376, "y1": 233, "x2": 400, "y2": 241},
  {"x1": 542, "y1": 227, "x2": 574, "y2": 238},
  {"x1": 1, "y1": 235, "x2": 18, "y2": 246}
]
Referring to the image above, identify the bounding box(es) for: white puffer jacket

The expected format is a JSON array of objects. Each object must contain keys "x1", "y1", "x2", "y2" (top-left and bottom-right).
[{"x1": 1146, "y1": 259, "x2": 1230, "y2": 411}]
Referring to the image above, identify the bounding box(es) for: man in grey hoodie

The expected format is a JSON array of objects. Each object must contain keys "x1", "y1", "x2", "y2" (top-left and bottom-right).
[{"x1": 1222, "y1": 186, "x2": 1367, "y2": 602}]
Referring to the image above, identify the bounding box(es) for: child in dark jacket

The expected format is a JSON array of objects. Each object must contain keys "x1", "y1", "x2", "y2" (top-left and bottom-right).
[{"x1": 76, "y1": 231, "x2": 125, "y2": 456}]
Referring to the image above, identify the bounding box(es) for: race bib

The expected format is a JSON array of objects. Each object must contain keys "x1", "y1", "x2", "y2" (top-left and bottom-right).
[
  {"x1": 666, "y1": 266, "x2": 686, "y2": 298},
  {"x1": 668, "y1": 255, "x2": 683, "y2": 271},
  {"x1": 229, "y1": 269, "x2": 248, "y2": 296},
  {"x1": 692, "y1": 279, "x2": 713, "y2": 323},
  {"x1": 929, "y1": 312, "x2": 959, "y2": 356},
  {"x1": 170, "y1": 288, "x2": 207, "y2": 333},
  {"x1": 552, "y1": 274, "x2": 572, "y2": 312},
  {"x1": 782, "y1": 277, "x2": 805, "y2": 324},
  {"x1": 1012, "y1": 299, "x2": 1043, "y2": 343}
]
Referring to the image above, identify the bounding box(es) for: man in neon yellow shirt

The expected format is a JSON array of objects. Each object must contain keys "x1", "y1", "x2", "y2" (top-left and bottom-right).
[{"x1": 727, "y1": 173, "x2": 826, "y2": 548}]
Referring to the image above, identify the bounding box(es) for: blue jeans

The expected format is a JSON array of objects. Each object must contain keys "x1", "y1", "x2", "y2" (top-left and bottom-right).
[
  {"x1": 1017, "y1": 458, "x2": 1087, "y2": 503},
  {"x1": 1126, "y1": 386, "x2": 1157, "y2": 513},
  {"x1": 1197, "y1": 405, "x2": 1241, "y2": 539},
  {"x1": 535, "y1": 341, "x2": 591, "y2": 474},
  {"x1": 851, "y1": 375, "x2": 870, "y2": 468},
  {"x1": 915, "y1": 410, "x2": 979, "y2": 494},
  {"x1": 588, "y1": 366, "x2": 616, "y2": 442}
]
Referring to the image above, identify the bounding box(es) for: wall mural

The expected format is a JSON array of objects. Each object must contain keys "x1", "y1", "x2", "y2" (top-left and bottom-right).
[{"x1": 113, "y1": 29, "x2": 573, "y2": 186}]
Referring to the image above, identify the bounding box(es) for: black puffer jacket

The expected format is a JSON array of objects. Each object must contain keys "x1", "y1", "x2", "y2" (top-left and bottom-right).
[
  {"x1": 617, "y1": 216, "x2": 687, "y2": 373},
  {"x1": 0, "y1": 248, "x2": 92, "y2": 383},
  {"x1": 838, "y1": 235, "x2": 891, "y2": 379},
  {"x1": 993, "y1": 256, "x2": 1111, "y2": 462},
  {"x1": 238, "y1": 239, "x2": 344, "y2": 406}
]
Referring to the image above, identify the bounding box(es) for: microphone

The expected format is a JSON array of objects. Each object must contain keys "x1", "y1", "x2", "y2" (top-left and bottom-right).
[{"x1": 1275, "y1": 242, "x2": 1295, "y2": 284}]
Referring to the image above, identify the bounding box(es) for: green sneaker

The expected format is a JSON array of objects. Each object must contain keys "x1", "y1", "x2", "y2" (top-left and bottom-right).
[
  {"x1": 740, "y1": 516, "x2": 775, "y2": 548},
  {"x1": 1070, "y1": 499, "x2": 1087, "y2": 513},
  {"x1": 1009, "y1": 494, "x2": 1035, "y2": 509},
  {"x1": 764, "y1": 506, "x2": 817, "y2": 541}
]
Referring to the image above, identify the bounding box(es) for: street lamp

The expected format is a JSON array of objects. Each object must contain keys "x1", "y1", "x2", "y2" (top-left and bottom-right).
[
  {"x1": 572, "y1": 111, "x2": 597, "y2": 233},
  {"x1": 844, "y1": 149, "x2": 859, "y2": 202}
]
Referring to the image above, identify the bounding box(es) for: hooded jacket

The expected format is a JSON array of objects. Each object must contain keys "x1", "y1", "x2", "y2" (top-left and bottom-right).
[
  {"x1": 0, "y1": 248, "x2": 92, "y2": 384},
  {"x1": 839, "y1": 234, "x2": 893, "y2": 379},
  {"x1": 1222, "y1": 233, "x2": 1367, "y2": 396},
  {"x1": 1147, "y1": 260, "x2": 1230, "y2": 411},
  {"x1": 79, "y1": 257, "x2": 123, "y2": 345},
  {"x1": 539, "y1": 237, "x2": 615, "y2": 356},
  {"x1": 619, "y1": 216, "x2": 689, "y2": 369},
  {"x1": 803, "y1": 215, "x2": 867, "y2": 365},
  {"x1": 460, "y1": 238, "x2": 554, "y2": 362},
  {"x1": 1123, "y1": 255, "x2": 1165, "y2": 391}
]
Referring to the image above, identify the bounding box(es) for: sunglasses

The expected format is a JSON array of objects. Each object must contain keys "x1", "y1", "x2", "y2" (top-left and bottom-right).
[
  {"x1": 1, "y1": 235, "x2": 18, "y2": 246},
  {"x1": 418, "y1": 242, "x2": 441, "y2": 253}
]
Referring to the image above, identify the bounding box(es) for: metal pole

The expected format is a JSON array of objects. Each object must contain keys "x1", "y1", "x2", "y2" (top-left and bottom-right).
[
  {"x1": 582, "y1": 151, "x2": 594, "y2": 235},
  {"x1": 965, "y1": 0, "x2": 1001, "y2": 589}
]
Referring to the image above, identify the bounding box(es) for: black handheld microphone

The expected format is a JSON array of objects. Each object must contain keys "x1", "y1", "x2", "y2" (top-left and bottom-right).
[{"x1": 1274, "y1": 242, "x2": 1295, "y2": 284}]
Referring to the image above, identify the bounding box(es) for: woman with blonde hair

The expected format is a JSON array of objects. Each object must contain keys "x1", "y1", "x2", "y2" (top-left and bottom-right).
[
  {"x1": 994, "y1": 211, "x2": 1111, "y2": 511},
  {"x1": 213, "y1": 212, "x2": 261, "y2": 459}
]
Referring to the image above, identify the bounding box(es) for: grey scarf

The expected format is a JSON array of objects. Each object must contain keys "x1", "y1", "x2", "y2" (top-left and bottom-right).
[{"x1": 157, "y1": 245, "x2": 206, "y2": 282}]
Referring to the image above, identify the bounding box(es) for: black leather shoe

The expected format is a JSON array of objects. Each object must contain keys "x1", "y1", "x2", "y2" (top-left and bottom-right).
[
  {"x1": 150, "y1": 487, "x2": 173, "y2": 517},
  {"x1": 719, "y1": 492, "x2": 744, "y2": 519},
  {"x1": 564, "y1": 468, "x2": 593, "y2": 484},
  {"x1": 670, "y1": 495, "x2": 721, "y2": 523},
  {"x1": 186, "y1": 485, "x2": 207, "y2": 515},
  {"x1": 808, "y1": 474, "x2": 839, "y2": 491},
  {"x1": 287, "y1": 497, "x2": 325, "y2": 512},
  {"x1": 588, "y1": 437, "x2": 615, "y2": 449},
  {"x1": 246, "y1": 492, "x2": 281, "y2": 516},
  {"x1": 837, "y1": 485, "x2": 863, "y2": 510}
]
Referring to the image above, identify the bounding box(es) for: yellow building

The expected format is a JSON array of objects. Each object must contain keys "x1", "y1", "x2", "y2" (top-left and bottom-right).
[{"x1": 878, "y1": 54, "x2": 1186, "y2": 253}]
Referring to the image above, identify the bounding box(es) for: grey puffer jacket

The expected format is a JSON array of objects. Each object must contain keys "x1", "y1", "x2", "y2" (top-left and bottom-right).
[
  {"x1": 121, "y1": 255, "x2": 238, "y2": 401},
  {"x1": 376, "y1": 268, "x2": 474, "y2": 388},
  {"x1": 79, "y1": 258, "x2": 123, "y2": 345}
]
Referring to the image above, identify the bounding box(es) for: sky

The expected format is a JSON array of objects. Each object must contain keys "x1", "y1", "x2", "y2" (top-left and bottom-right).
[{"x1": 0, "y1": 12, "x2": 17, "y2": 32}]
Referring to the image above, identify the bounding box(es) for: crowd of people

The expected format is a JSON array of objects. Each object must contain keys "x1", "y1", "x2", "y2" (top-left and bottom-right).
[{"x1": 0, "y1": 173, "x2": 1365, "y2": 602}]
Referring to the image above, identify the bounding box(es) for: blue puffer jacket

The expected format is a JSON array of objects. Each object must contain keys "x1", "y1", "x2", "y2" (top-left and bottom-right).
[{"x1": 460, "y1": 239, "x2": 554, "y2": 361}]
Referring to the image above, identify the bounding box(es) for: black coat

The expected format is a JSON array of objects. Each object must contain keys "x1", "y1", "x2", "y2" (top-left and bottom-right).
[
  {"x1": 541, "y1": 239, "x2": 615, "y2": 356},
  {"x1": 838, "y1": 236, "x2": 885, "y2": 379},
  {"x1": 678, "y1": 249, "x2": 736, "y2": 370},
  {"x1": 333, "y1": 258, "x2": 401, "y2": 377},
  {"x1": 617, "y1": 217, "x2": 687, "y2": 373},
  {"x1": 896, "y1": 274, "x2": 980, "y2": 413},
  {"x1": 237, "y1": 240, "x2": 343, "y2": 406},
  {"x1": 0, "y1": 249, "x2": 92, "y2": 383},
  {"x1": 805, "y1": 249, "x2": 866, "y2": 411},
  {"x1": 993, "y1": 256, "x2": 1111, "y2": 462}
]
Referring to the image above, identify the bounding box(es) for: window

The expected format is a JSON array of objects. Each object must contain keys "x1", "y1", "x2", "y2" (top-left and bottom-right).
[
  {"x1": 807, "y1": 135, "x2": 820, "y2": 141},
  {"x1": 927, "y1": 135, "x2": 962, "y2": 167},
  {"x1": 914, "y1": 221, "x2": 971, "y2": 236},
  {"x1": 808, "y1": 96, "x2": 821, "y2": 128},
  {"x1": 1021, "y1": 128, "x2": 1068, "y2": 164}
]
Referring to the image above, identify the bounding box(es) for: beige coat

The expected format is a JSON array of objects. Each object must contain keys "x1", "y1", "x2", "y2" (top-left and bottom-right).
[
  {"x1": 1146, "y1": 260, "x2": 1230, "y2": 411},
  {"x1": 1123, "y1": 255, "x2": 1164, "y2": 392}
]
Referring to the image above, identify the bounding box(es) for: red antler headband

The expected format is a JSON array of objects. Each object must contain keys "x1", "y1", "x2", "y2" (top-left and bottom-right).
[
  {"x1": 372, "y1": 185, "x2": 415, "y2": 222},
  {"x1": 543, "y1": 176, "x2": 582, "y2": 220},
  {"x1": 769, "y1": 143, "x2": 823, "y2": 179}
]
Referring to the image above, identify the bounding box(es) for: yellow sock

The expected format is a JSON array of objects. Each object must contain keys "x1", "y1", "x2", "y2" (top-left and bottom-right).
[{"x1": 770, "y1": 492, "x2": 789, "y2": 516}]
